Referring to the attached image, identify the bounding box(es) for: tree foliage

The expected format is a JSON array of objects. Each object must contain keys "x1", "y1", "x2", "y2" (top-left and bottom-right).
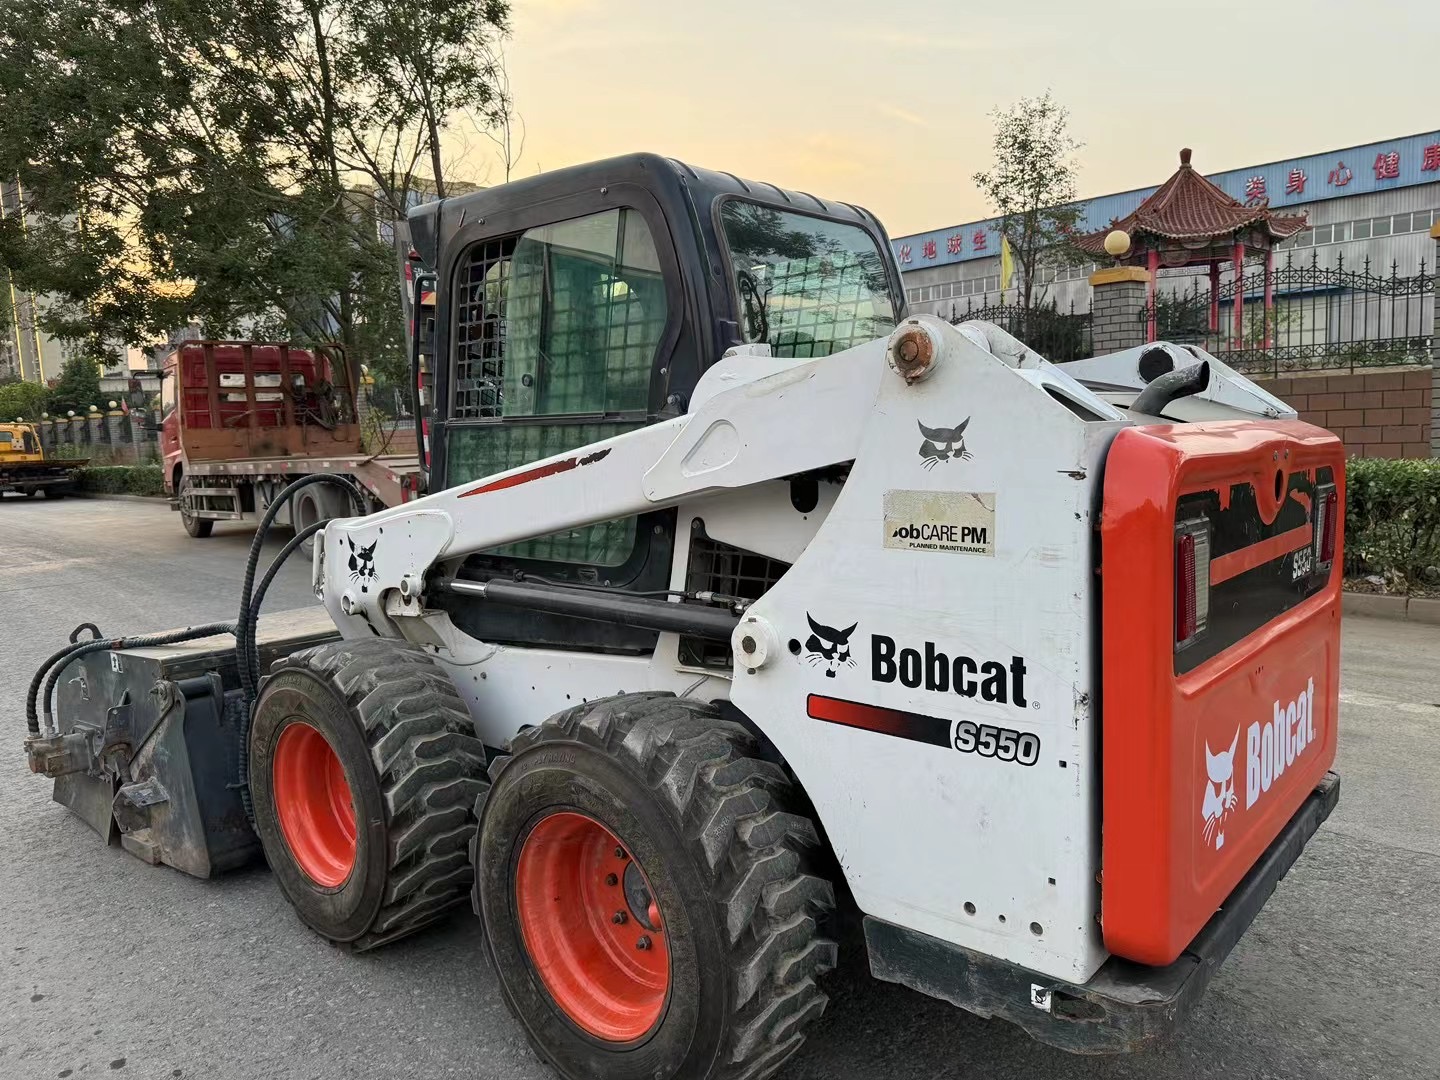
[
  {"x1": 0, "y1": 0, "x2": 509, "y2": 376},
  {"x1": 0, "y1": 376, "x2": 50, "y2": 419},
  {"x1": 971, "y1": 92, "x2": 1085, "y2": 311},
  {"x1": 46, "y1": 356, "x2": 104, "y2": 414}
]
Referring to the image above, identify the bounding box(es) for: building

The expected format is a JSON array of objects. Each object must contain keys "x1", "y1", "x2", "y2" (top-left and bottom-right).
[
  {"x1": 1, "y1": 181, "x2": 73, "y2": 383},
  {"x1": 894, "y1": 130, "x2": 1440, "y2": 320}
]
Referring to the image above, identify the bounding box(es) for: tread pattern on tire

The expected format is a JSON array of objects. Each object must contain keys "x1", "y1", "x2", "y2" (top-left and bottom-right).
[
  {"x1": 481, "y1": 693, "x2": 837, "y2": 1080},
  {"x1": 271, "y1": 638, "x2": 489, "y2": 950}
]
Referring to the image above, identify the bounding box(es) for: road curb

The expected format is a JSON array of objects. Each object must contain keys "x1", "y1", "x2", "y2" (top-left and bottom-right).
[{"x1": 1342, "y1": 591, "x2": 1440, "y2": 624}]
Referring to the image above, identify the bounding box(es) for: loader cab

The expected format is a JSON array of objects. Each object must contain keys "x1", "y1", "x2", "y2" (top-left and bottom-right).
[{"x1": 411, "y1": 153, "x2": 906, "y2": 650}]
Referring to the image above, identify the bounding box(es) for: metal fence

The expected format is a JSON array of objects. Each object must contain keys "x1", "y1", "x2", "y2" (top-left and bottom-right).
[
  {"x1": 1140, "y1": 250, "x2": 1434, "y2": 377},
  {"x1": 948, "y1": 298, "x2": 1093, "y2": 363}
]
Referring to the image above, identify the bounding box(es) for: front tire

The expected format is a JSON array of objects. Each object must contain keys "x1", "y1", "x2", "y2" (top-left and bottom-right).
[
  {"x1": 476, "y1": 693, "x2": 837, "y2": 1080},
  {"x1": 178, "y1": 478, "x2": 212, "y2": 537},
  {"x1": 249, "y1": 638, "x2": 489, "y2": 950}
]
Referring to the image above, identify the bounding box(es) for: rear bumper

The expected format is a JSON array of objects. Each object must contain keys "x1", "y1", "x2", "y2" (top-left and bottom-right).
[{"x1": 865, "y1": 771, "x2": 1340, "y2": 1054}]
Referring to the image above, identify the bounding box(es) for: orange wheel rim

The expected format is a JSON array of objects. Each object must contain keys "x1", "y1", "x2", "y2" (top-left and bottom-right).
[
  {"x1": 273, "y1": 722, "x2": 357, "y2": 888},
  {"x1": 515, "y1": 812, "x2": 670, "y2": 1041}
]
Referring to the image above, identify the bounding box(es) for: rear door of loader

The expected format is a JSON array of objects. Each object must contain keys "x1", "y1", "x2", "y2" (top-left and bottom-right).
[{"x1": 1100, "y1": 419, "x2": 1343, "y2": 966}]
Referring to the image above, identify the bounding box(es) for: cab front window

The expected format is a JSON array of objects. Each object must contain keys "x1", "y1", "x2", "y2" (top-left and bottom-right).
[{"x1": 720, "y1": 200, "x2": 898, "y2": 359}]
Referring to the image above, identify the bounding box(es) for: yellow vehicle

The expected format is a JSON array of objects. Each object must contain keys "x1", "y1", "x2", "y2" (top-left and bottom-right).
[{"x1": 0, "y1": 423, "x2": 84, "y2": 499}]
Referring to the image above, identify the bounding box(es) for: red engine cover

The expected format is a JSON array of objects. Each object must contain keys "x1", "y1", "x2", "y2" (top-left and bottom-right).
[{"x1": 1100, "y1": 420, "x2": 1343, "y2": 966}]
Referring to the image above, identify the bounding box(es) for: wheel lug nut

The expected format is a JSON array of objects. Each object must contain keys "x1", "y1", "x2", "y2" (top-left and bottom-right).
[
  {"x1": 605, "y1": 873, "x2": 618, "y2": 886},
  {"x1": 615, "y1": 846, "x2": 627, "y2": 859},
  {"x1": 612, "y1": 910, "x2": 628, "y2": 924},
  {"x1": 636, "y1": 935, "x2": 651, "y2": 950}
]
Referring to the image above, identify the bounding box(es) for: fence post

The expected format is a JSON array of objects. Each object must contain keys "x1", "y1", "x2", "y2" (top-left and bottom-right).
[
  {"x1": 1431, "y1": 221, "x2": 1439, "y2": 459},
  {"x1": 1088, "y1": 266, "x2": 1151, "y2": 355}
]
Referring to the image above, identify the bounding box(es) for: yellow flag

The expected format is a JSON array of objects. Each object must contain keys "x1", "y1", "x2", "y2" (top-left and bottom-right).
[{"x1": 999, "y1": 234, "x2": 1015, "y2": 293}]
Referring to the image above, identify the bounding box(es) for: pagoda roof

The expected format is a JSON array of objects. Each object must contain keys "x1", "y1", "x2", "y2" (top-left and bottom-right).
[{"x1": 1075, "y1": 148, "x2": 1308, "y2": 256}]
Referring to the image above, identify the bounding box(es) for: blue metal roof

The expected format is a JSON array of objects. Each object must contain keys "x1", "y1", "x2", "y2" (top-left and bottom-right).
[{"x1": 892, "y1": 130, "x2": 1440, "y2": 270}]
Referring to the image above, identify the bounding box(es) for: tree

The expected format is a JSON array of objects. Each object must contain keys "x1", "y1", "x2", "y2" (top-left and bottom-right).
[
  {"x1": 971, "y1": 92, "x2": 1085, "y2": 311},
  {"x1": 0, "y1": 377, "x2": 49, "y2": 420},
  {"x1": 0, "y1": 0, "x2": 511, "y2": 372},
  {"x1": 46, "y1": 356, "x2": 103, "y2": 415}
]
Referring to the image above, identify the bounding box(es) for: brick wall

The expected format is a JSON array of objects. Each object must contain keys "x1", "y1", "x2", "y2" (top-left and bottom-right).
[{"x1": 1251, "y1": 368, "x2": 1433, "y2": 458}]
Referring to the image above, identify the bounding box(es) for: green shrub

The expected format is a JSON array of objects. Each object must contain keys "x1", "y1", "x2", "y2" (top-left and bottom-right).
[
  {"x1": 1344, "y1": 457, "x2": 1440, "y2": 585},
  {"x1": 73, "y1": 464, "x2": 165, "y2": 497}
]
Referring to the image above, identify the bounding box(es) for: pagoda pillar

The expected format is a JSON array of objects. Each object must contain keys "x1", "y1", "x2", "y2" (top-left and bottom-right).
[
  {"x1": 1208, "y1": 262, "x2": 1220, "y2": 335},
  {"x1": 1232, "y1": 241, "x2": 1245, "y2": 345},
  {"x1": 1263, "y1": 247, "x2": 1275, "y2": 350},
  {"x1": 1146, "y1": 249, "x2": 1160, "y2": 342}
]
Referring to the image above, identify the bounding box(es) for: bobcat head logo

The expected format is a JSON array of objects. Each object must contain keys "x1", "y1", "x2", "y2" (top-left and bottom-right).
[
  {"x1": 347, "y1": 536, "x2": 378, "y2": 594},
  {"x1": 918, "y1": 418, "x2": 972, "y2": 471},
  {"x1": 805, "y1": 614, "x2": 857, "y2": 678},
  {"x1": 1201, "y1": 728, "x2": 1239, "y2": 850}
]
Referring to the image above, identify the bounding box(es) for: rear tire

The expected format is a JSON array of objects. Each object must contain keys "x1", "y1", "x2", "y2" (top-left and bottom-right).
[
  {"x1": 249, "y1": 638, "x2": 489, "y2": 950},
  {"x1": 476, "y1": 693, "x2": 837, "y2": 1080},
  {"x1": 41, "y1": 488, "x2": 65, "y2": 500}
]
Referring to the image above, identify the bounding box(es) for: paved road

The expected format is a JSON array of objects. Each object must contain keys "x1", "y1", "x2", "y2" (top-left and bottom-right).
[{"x1": 2, "y1": 496, "x2": 1437, "y2": 1079}]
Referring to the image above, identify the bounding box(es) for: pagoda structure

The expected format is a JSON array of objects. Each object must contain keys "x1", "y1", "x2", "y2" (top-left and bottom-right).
[{"x1": 1076, "y1": 148, "x2": 1309, "y2": 346}]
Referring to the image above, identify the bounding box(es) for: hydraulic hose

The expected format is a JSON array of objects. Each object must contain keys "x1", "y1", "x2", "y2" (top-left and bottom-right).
[
  {"x1": 35, "y1": 623, "x2": 236, "y2": 737},
  {"x1": 232, "y1": 473, "x2": 364, "y2": 705},
  {"x1": 231, "y1": 472, "x2": 364, "y2": 826},
  {"x1": 26, "y1": 623, "x2": 106, "y2": 735}
]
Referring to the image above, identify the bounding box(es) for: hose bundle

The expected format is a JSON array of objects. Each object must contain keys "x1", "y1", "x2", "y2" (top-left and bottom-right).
[{"x1": 25, "y1": 473, "x2": 367, "y2": 826}]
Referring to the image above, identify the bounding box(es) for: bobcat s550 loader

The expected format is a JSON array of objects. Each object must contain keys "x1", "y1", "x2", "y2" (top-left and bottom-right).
[{"x1": 27, "y1": 154, "x2": 1341, "y2": 1080}]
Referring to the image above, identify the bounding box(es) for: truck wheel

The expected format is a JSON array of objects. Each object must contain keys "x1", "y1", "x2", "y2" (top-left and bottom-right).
[
  {"x1": 249, "y1": 638, "x2": 489, "y2": 950},
  {"x1": 476, "y1": 694, "x2": 837, "y2": 1080},
  {"x1": 178, "y1": 479, "x2": 212, "y2": 537},
  {"x1": 21, "y1": 488, "x2": 37, "y2": 498},
  {"x1": 41, "y1": 488, "x2": 65, "y2": 500}
]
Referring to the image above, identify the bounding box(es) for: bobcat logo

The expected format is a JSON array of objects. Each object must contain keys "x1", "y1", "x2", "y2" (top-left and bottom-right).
[
  {"x1": 347, "y1": 536, "x2": 378, "y2": 594},
  {"x1": 804, "y1": 615, "x2": 857, "y2": 678},
  {"x1": 1201, "y1": 728, "x2": 1240, "y2": 850},
  {"x1": 918, "y1": 418, "x2": 972, "y2": 471}
]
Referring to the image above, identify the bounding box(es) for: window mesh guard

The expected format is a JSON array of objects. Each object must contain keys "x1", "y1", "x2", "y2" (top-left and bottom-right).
[
  {"x1": 678, "y1": 522, "x2": 792, "y2": 669},
  {"x1": 454, "y1": 237, "x2": 517, "y2": 419}
]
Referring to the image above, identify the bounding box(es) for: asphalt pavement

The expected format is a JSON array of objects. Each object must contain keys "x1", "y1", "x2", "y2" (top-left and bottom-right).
[{"x1": 1, "y1": 495, "x2": 1437, "y2": 1079}]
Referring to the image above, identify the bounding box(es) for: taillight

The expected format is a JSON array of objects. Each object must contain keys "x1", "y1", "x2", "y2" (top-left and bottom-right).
[
  {"x1": 1314, "y1": 483, "x2": 1338, "y2": 568},
  {"x1": 1175, "y1": 520, "x2": 1211, "y2": 648}
]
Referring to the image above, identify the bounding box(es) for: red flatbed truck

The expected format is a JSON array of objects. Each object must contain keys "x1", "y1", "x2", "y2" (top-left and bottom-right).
[{"x1": 159, "y1": 341, "x2": 423, "y2": 538}]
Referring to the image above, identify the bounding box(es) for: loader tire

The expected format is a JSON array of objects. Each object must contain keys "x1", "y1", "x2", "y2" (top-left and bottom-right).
[
  {"x1": 476, "y1": 693, "x2": 837, "y2": 1080},
  {"x1": 249, "y1": 638, "x2": 489, "y2": 951}
]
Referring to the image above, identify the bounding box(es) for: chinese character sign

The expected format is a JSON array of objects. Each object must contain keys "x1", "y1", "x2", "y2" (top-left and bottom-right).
[
  {"x1": 947, "y1": 233, "x2": 963, "y2": 255},
  {"x1": 1327, "y1": 161, "x2": 1353, "y2": 187},
  {"x1": 1285, "y1": 169, "x2": 1306, "y2": 196},
  {"x1": 971, "y1": 230, "x2": 988, "y2": 251},
  {"x1": 1244, "y1": 175, "x2": 1267, "y2": 203},
  {"x1": 922, "y1": 240, "x2": 937, "y2": 260},
  {"x1": 1423, "y1": 144, "x2": 1440, "y2": 173},
  {"x1": 898, "y1": 244, "x2": 912, "y2": 264},
  {"x1": 1373, "y1": 152, "x2": 1400, "y2": 180}
]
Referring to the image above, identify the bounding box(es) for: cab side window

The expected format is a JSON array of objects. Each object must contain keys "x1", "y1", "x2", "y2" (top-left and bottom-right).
[{"x1": 447, "y1": 208, "x2": 669, "y2": 567}]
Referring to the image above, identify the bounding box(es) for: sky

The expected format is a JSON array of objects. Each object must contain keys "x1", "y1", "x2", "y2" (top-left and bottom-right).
[{"x1": 450, "y1": 0, "x2": 1440, "y2": 238}]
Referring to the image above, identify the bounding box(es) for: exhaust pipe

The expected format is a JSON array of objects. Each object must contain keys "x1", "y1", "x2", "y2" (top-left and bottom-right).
[{"x1": 1132, "y1": 360, "x2": 1210, "y2": 417}]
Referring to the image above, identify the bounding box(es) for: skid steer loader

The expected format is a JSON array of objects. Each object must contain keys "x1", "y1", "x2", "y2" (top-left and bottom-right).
[{"x1": 26, "y1": 153, "x2": 1342, "y2": 1079}]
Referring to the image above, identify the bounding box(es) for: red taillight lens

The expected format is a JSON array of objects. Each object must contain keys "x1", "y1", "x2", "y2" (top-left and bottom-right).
[
  {"x1": 1175, "y1": 522, "x2": 1211, "y2": 648},
  {"x1": 1176, "y1": 533, "x2": 1197, "y2": 643},
  {"x1": 1315, "y1": 486, "x2": 1338, "y2": 566}
]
